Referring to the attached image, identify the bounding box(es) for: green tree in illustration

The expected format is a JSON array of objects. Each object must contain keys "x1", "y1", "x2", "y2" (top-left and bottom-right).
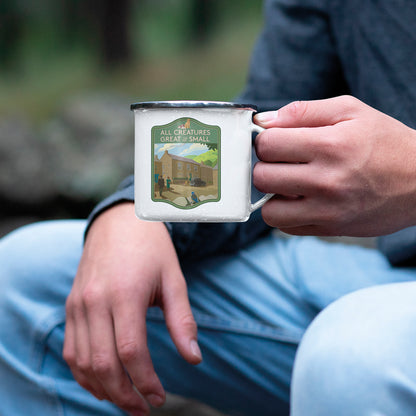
[{"x1": 206, "y1": 143, "x2": 217, "y2": 151}]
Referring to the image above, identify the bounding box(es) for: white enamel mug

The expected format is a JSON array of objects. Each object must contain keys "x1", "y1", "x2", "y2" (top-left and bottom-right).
[{"x1": 131, "y1": 100, "x2": 273, "y2": 222}]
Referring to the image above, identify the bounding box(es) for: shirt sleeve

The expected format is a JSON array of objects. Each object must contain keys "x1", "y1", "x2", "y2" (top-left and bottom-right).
[{"x1": 84, "y1": 175, "x2": 135, "y2": 238}]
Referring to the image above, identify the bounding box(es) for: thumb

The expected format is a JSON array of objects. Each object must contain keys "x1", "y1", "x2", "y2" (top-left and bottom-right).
[
  {"x1": 254, "y1": 95, "x2": 356, "y2": 129},
  {"x1": 162, "y1": 274, "x2": 202, "y2": 365}
]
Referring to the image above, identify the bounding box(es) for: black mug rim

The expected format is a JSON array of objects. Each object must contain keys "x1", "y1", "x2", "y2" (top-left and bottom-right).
[{"x1": 130, "y1": 100, "x2": 257, "y2": 111}]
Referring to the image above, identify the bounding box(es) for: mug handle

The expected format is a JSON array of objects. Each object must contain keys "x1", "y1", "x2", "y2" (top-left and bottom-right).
[{"x1": 249, "y1": 123, "x2": 274, "y2": 213}]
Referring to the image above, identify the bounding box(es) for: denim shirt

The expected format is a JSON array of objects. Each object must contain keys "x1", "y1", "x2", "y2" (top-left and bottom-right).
[{"x1": 87, "y1": 0, "x2": 416, "y2": 264}]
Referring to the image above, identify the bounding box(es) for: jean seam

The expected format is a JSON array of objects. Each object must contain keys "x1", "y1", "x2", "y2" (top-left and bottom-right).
[
  {"x1": 31, "y1": 308, "x2": 66, "y2": 416},
  {"x1": 147, "y1": 308, "x2": 303, "y2": 344}
]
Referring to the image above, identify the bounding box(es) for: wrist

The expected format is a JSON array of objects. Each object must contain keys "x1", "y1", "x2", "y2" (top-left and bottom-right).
[{"x1": 87, "y1": 202, "x2": 169, "y2": 246}]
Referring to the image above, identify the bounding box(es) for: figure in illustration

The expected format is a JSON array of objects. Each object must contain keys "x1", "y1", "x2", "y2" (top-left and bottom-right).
[
  {"x1": 191, "y1": 192, "x2": 199, "y2": 204},
  {"x1": 158, "y1": 175, "x2": 165, "y2": 197},
  {"x1": 166, "y1": 176, "x2": 172, "y2": 191},
  {"x1": 178, "y1": 119, "x2": 191, "y2": 129}
]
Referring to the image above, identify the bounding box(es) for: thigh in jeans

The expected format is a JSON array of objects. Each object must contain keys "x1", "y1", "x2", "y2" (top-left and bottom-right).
[
  {"x1": 0, "y1": 220, "x2": 126, "y2": 416},
  {"x1": 146, "y1": 234, "x2": 321, "y2": 416}
]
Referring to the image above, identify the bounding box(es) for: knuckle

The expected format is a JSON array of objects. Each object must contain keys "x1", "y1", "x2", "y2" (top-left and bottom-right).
[
  {"x1": 317, "y1": 170, "x2": 339, "y2": 194},
  {"x1": 314, "y1": 186, "x2": 354, "y2": 228},
  {"x1": 334, "y1": 95, "x2": 361, "y2": 119},
  {"x1": 255, "y1": 130, "x2": 272, "y2": 160},
  {"x1": 318, "y1": 134, "x2": 342, "y2": 158},
  {"x1": 321, "y1": 166, "x2": 353, "y2": 197},
  {"x1": 114, "y1": 393, "x2": 139, "y2": 411},
  {"x1": 65, "y1": 295, "x2": 73, "y2": 313},
  {"x1": 76, "y1": 357, "x2": 92, "y2": 374},
  {"x1": 133, "y1": 374, "x2": 160, "y2": 397},
  {"x1": 81, "y1": 286, "x2": 104, "y2": 309},
  {"x1": 252, "y1": 162, "x2": 268, "y2": 191},
  {"x1": 340, "y1": 94, "x2": 359, "y2": 108},
  {"x1": 117, "y1": 340, "x2": 141, "y2": 364},
  {"x1": 261, "y1": 203, "x2": 278, "y2": 228},
  {"x1": 65, "y1": 294, "x2": 81, "y2": 319},
  {"x1": 314, "y1": 174, "x2": 344, "y2": 206},
  {"x1": 63, "y1": 347, "x2": 75, "y2": 367},
  {"x1": 66, "y1": 295, "x2": 84, "y2": 319},
  {"x1": 285, "y1": 100, "x2": 309, "y2": 121},
  {"x1": 167, "y1": 312, "x2": 197, "y2": 335},
  {"x1": 178, "y1": 313, "x2": 197, "y2": 331},
  {"x1": 318, "y1": 132, "x2": 353, "y2": 164},
  {"x1": 115, "y1": 398, "x2": 132, "y2": 410},
  {"x1": 91, "y1": 355, "x2": 113, "y2": 378}
]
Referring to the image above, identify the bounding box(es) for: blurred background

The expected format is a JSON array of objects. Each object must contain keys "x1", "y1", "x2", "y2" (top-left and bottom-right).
[
  {"x1": 0, "y1": 3, "x2": 376, "y2": 415},
  {"x1": 0, "y1": 1, "x2": 263, "y2": 414},
  {"x1": 0, "y1": 0, "x2": 264, "y2": 238}
]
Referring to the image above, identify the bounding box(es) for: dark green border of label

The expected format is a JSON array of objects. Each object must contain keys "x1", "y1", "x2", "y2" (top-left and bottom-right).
[{"x1": 151, "y1": 117, "x2": 221, "y2": 209}]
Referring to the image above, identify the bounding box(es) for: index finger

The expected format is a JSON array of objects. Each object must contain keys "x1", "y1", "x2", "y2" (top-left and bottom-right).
[{"x1": 254, "y1": 95, "x2": 360, "y2": 129}]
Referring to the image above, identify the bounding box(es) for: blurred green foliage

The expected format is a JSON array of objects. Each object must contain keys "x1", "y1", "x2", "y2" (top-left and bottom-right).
[{"x1": 0, "y1": 0, "x2": 263, "y2": 122}]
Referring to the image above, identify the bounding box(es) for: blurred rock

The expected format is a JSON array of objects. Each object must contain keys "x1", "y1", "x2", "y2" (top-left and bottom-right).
[
  {"x1": 43, "y1": 92, "x2": 134, "y2": 201},
  {"x1": 0, "y1": 116, "x2": 56, "y2": 205},
  {"x1": 0, "y1": 93, "x2": 134, "y2": 219}
]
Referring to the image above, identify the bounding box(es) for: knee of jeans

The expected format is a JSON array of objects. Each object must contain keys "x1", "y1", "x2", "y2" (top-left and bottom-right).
[
  {"x1": 0, "y1": 221, "x2": 84, "y2": 306},
  {"x1": 292, "y1": 282, "x2": 416, "y2": 407},
  {"x1": 1, "y1": 224, "x2": 48, "y2": 304}
]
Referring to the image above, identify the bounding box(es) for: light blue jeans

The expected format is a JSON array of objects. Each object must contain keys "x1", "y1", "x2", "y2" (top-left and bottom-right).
[{"x1": 1, "y1": 220, "x2": 416, "y2": 416}]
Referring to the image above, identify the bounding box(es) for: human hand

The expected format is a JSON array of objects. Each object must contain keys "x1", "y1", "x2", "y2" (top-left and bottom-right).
[
  {"x1": 253, "y1": 95, "x2": 416, "y2": 236},
  {"x1": 63, "y1": 203, "x2": 202, "y2": 416}
]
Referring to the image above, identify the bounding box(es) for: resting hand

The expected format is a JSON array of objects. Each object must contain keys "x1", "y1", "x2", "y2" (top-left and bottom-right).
[
  {"x1": 63, "y1": 203, "x2": 201, "y2": 416},
  {"x1": 253, "y1": 95, "x2": 416, "y2": 236}
]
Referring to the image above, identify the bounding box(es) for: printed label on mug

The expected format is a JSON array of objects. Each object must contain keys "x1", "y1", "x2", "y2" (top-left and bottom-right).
[{"x1": 151, "y1": 117, "x2": 221, "y2": 209}]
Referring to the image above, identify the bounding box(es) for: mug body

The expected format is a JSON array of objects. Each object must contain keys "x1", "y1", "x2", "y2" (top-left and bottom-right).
[{"x1": 132, "y1": 101, "x2": 257, "y2": 222}]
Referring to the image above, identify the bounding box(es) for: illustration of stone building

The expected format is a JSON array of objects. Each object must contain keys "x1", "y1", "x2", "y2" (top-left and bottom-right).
[{"x1": 155, "y1": 150, "x2": 215, "y2": 185}]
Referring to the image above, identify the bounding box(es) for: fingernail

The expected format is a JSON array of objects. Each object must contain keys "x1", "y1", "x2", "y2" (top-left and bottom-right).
[
  {"x1": 190, "y1": 339, "x2": 202, "y2": 361},
  {"x1": 145, "y1": 393, "x2": 165, "y2": 407},
  {"x1": 255, "y1": 110, "x2": 278, "y2": 124}
]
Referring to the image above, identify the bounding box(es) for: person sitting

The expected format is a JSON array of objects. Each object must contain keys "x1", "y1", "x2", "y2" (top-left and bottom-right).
[{"x1": 1, "y1": 1, "x2": 416, "y2": 415}]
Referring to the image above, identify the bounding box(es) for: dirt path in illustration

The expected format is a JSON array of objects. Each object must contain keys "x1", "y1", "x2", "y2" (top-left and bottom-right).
[{"x1": 154, "y1": 183, "x2": 219, "y2": 205}]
